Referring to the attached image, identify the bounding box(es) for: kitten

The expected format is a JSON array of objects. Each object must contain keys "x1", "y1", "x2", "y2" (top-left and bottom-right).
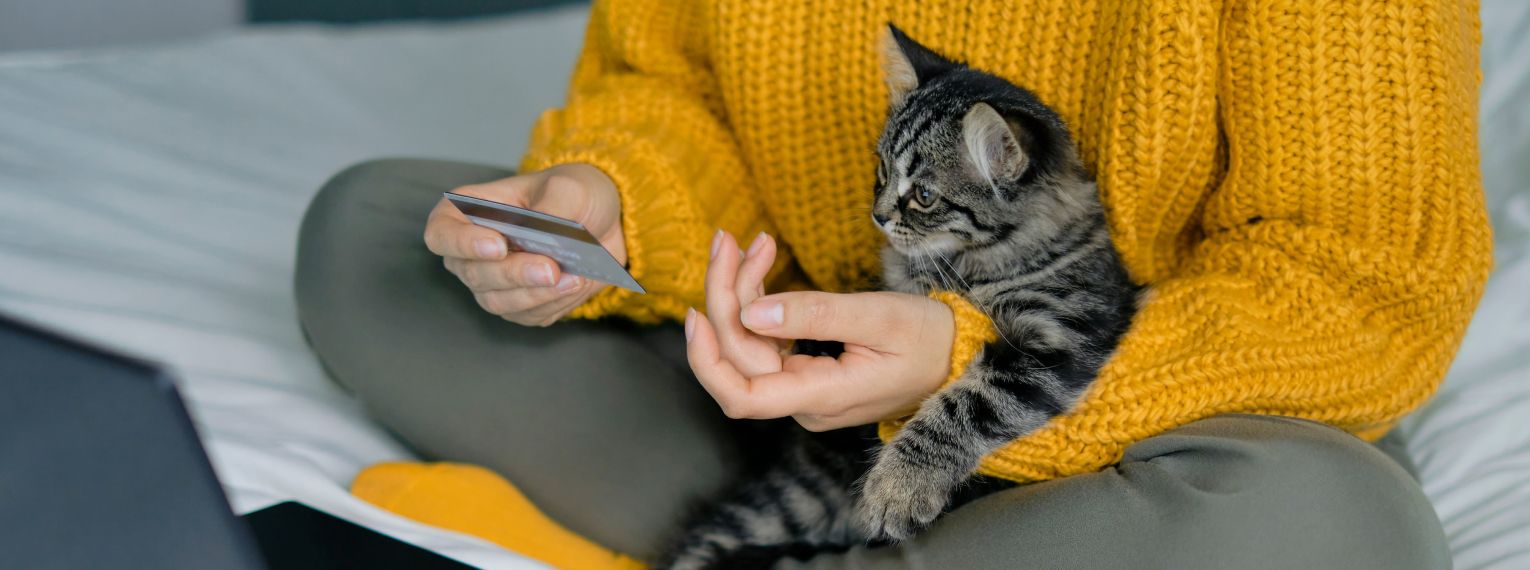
[{"x1": 658, "y1": 25, "x2": 1139, "y2": 569}]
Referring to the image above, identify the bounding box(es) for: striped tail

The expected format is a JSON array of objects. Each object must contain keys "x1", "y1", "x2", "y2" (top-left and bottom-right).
[{"x1": 657, "y1": 428, "x2": 874, "y2": 570}]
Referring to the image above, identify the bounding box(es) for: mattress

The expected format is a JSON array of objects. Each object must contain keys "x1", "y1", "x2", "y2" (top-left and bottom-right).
[
  {"x1": 0, "y1": 6, "x2": 590, "y2": 568},
  {"x1": 0, "y1": 3, "x2": 1526, "y2": 568}
]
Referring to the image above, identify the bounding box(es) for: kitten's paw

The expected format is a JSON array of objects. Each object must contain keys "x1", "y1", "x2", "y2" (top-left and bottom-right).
[{"x1": 855, "y1": 458, "x2": 953, "y2": 542}]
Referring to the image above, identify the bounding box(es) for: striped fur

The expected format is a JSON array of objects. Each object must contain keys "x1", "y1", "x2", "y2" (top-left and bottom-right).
[
  {"x1": 659, "y1": 25, "x2": 1138, "y2": 568},
  {"x1": 659, "y1": 428, "x2": 868, "y2": 570}
]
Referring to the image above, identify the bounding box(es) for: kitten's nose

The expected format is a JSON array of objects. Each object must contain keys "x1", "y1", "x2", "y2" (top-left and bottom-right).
[{"x1": 872, "y1": 212, "x2": 890, "y2": 227}]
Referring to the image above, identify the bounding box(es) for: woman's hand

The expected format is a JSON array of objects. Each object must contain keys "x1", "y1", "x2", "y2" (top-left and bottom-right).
[
  {"x1": 685, "y1": 231, "x2": 955, "y2": 431},
  {"x1": 424, "y1": 163, "x2": 624, "y2": 326}
]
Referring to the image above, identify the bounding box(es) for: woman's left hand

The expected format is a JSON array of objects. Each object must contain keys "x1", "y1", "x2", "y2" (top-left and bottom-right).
[{"x1": 685, "y1": 231, "x2": 956, "y2": 432}]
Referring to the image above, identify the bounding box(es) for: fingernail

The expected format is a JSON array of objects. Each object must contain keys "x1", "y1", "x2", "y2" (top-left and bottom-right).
[
  {"x1": 742, "y1": 301, "x2": 784, "y2": 329},
  {"x1": 555, "y1": 274, "x2": 581, "y2": 293},
  {"x1": 685, "y1": 308, "x2": 697, "y2": 341},
  {"x1": 525, "y1": 264, "x2": 555, "y2": 287},
  {"x1": 746, "y1": 232, "x2": 767, "y2": 258},
  {"x1": 475, "y1": 238, "x2": 505, "y2": 259},
  {"x1": 710, "y1": 229, "x2": 724, "y2": 260}
]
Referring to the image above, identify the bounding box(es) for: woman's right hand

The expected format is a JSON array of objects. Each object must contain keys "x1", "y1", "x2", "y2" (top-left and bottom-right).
[{"x1": 424, "y1": 163, "x2": 625, "y2": 326}]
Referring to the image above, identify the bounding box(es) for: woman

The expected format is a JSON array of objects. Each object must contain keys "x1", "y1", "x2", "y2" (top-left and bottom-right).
[{"x1": 295, "y1": 0, "x2": 1488, "y2": 567}]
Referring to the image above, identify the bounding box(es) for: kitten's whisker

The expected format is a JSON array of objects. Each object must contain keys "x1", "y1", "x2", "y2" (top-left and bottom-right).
[
  {"x1": 913, "y1": 248, "x2": 943, "y2": 294},
  {"x1": 921, "y1": 248, "x2": 957, "y2": 294},
  {"x1": 935, "y1": 249, "x2": 1025, "y2": 355},
  {"x1": 924, "y1": 248, "x2": 956, "y2": 293},
  {"x1": 910, "y1": 248, "x2": 929, "y2": 284},
  {"x1": 934, "y1": 251, "x2": 976, "y2": 293}
]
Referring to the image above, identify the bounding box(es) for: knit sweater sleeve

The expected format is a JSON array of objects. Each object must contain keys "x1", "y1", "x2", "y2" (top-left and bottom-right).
[
  {"x1": 519, "y1": 0, "x2": 771, "y2": 323},
  {"x1": 976, "y1": 1, "x2": 1492, "y2": 481}
]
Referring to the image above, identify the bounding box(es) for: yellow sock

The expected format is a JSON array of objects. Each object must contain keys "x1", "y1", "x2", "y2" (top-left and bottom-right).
[{"x1": 352, "y1": 462, "x2": 645, "y2": 570}]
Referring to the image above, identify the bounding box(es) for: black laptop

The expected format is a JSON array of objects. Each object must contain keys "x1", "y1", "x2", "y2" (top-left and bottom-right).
[{"x1": 0, "y1": 314, "x2": 477, "y2": 569}]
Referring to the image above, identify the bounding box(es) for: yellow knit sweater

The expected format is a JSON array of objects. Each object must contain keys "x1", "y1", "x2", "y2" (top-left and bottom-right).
[{"x1": 519, "y1": 0, "x2": 1491, "y2": 482}]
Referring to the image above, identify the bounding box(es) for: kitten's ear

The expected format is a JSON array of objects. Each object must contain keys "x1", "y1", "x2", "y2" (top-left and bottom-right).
[
  {"x1": 962, "y1": 102, "x2": 1028, "y2": 189},
  {"x1": 881, "y1": 24, "x2": 958, "y2": 107}
]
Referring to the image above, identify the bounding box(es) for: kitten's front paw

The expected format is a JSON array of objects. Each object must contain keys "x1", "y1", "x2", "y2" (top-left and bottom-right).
[{"x1": 855, "y1": 456, "x2": 953, "y2": 542}]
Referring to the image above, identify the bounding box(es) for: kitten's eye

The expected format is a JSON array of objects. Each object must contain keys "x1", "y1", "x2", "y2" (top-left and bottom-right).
[{"x1": 915, "y1": 186, "x2": 936, "y2": 207}]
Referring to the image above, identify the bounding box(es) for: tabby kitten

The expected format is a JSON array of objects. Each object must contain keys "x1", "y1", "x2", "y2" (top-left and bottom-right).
[{"x1": 659, "y1": 25, "x2": 1138, "y2": 569}]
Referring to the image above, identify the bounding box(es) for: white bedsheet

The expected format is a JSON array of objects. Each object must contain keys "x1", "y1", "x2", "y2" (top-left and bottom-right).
[
  {"x1": 1392, "y1": 2, "x2": 1530, "y2": 567},
  {"x1": 0, "y1": 7, "x2": 591, "y2": 569},
  {"x1": 0, "y1": 3, "x2": 1526, "y2": 568}
]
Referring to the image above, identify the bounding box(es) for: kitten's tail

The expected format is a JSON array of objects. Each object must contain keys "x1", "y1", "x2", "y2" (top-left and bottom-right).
[{"x1": 656, "y1": 429, "x2": 872, "y2": 570}]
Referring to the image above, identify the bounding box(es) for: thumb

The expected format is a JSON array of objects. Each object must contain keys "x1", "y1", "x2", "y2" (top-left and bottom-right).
[
  {"x1": 526, "y1": 166, "x2": 617, "y2": 228},
  {"x1": 526, "y1": 165, "x2": 626, "y2": 266},
  {"x1": 740, "y1": 291, "x2": 946, "y2": 351},
  {"x1": 449, "y1": 171, "x2": 546, "y2": 208}
]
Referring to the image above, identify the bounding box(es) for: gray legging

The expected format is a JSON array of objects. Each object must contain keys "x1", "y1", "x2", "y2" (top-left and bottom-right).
[{"x1": 294, "y1": 158, "x2": 1451, "y2": 569}]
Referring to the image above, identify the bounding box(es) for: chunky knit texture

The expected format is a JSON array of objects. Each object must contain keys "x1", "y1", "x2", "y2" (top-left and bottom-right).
[
  {"x1": 520, "y1": 0, "x2": 1491, "y2": 482},
  {"x1": 926, "y1": 290, "x2": 1002, "y2": 390}
]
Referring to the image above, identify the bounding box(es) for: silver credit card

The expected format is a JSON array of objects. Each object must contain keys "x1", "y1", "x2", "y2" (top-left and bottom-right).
[{"x1": 444, "y1": 192, "x2": 645, "y2": 294}]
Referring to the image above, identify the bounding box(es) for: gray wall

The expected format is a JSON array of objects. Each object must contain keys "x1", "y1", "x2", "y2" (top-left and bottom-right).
[
  {"x1": 0, "y1": 0, "x2": 582, "y2": 53},
  {"x1": 248, "y1": 0, "x2": 580, "y2": 23},
  {"x1": 0, "y1": 0, "x2": 243, "y2": 52}
]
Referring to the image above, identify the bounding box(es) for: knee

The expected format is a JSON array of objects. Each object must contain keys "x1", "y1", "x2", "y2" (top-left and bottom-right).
[
  {"x1": 1136, "y1": 415, "x2": 1415, "y2": 493},
  {"x1": 1133, "y1": 415, "x2": 1451, "y2": 569},
  {"x1": 308, "y1": 158, "x2": 428, "y2": 216},
  {"x1": 299, "y1": 157, "x2": 452, "y2": 258},
  {"x1": 327, "y1": 158, "x2": 426, "y2": 187},
  {"x1": 296, "y1": 159, "x2": 436, "y2": 315}
]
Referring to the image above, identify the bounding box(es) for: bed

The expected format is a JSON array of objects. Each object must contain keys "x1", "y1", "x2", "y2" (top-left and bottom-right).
[{"x1": 1, "y1": 2, "x2": 1525, "y2": 568}]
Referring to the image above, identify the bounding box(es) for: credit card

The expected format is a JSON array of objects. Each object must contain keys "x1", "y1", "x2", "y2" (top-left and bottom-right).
[{"x1": 444, "y1": 192, "x2": 645, "y2": 294}]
